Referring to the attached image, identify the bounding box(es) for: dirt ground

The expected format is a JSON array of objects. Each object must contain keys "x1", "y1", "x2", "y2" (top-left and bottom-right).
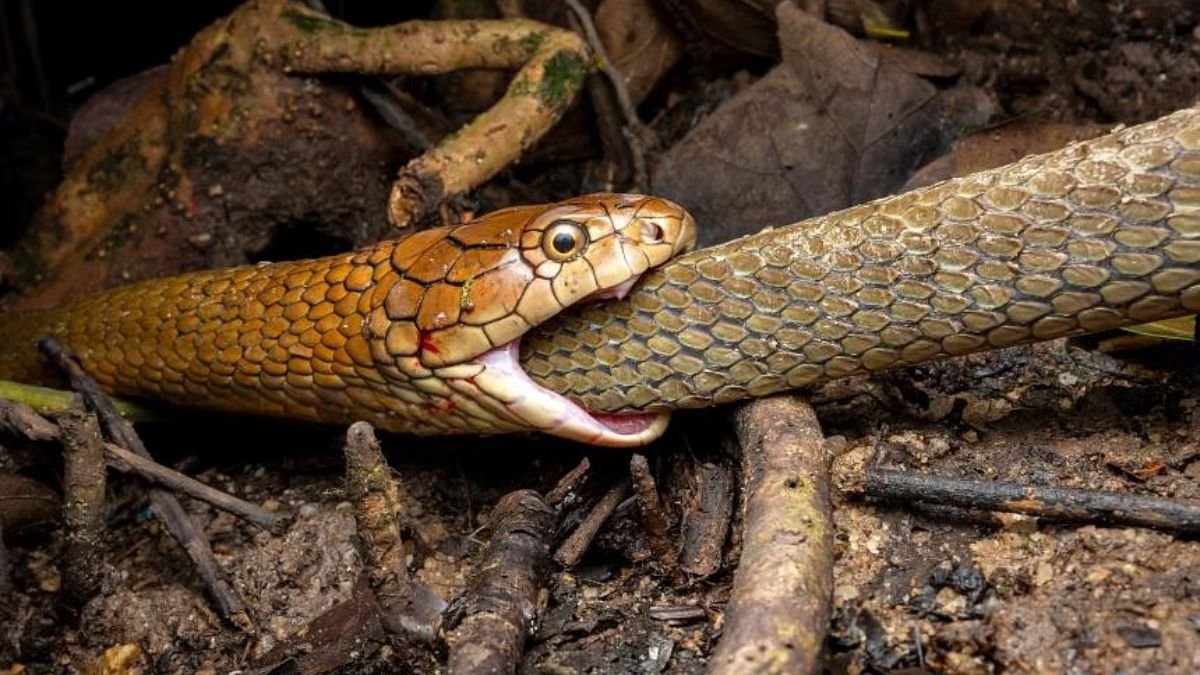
[{"x1": 2, "y1": 1, "x2": 1200, "y2": 673}]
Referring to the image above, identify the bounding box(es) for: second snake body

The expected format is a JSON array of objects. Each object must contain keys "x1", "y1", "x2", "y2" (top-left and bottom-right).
[{"x1": 523, "y1": 106, "x2": 1200, "y2": 413}]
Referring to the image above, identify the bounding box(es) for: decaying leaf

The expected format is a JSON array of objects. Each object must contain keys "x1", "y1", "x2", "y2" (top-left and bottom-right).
[
  {"x1": 597, "y1": 0, "x2": 684, "y2": 104},
  {"x1": 652, "y1": 2, "x2": 993, "y2": 244}
]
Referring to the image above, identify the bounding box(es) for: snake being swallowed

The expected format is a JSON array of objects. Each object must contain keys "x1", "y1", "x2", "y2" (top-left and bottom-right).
[{"x1": 0, "y1": 194, "x2": 696, "y2": 447}]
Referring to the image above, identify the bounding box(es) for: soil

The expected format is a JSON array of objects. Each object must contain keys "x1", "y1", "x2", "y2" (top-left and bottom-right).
[{"x1": 2, "y1": 1, "x2": 1200, "y2": 673}]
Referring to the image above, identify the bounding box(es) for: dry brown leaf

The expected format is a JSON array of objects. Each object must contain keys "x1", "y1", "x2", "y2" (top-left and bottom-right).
[
  {"x1": 596, "y1": 0, "x2": 683, "y2": 104},
  {"x1": 653, "y1": 2, "x2": 994, "y2": 245}
]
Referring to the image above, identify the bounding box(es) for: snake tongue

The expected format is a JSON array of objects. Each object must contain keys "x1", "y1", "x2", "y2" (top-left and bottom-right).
[{"x1": 472, "y1": 341, "x2": 669, "y2": 447}]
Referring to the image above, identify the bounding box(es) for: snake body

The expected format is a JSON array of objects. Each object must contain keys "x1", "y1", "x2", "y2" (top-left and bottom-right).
[
  {"x1": 2, "y1": 107, "x2": 1200, "y2": 446},
  {"x1": 524, "y1": 106, "x2": 1200, "y2": 412},
  {"x1": 0, "y1": 195, "x2": 695, "y2": 447}
]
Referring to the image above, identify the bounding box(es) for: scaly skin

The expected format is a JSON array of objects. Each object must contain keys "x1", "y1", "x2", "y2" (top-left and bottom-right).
[
  {"x1": 0, "y1": 194, "x2": 696, "y2": 447},
  {"x1": 523, "y1": 106, "x2": 1200, "y2": 413}
]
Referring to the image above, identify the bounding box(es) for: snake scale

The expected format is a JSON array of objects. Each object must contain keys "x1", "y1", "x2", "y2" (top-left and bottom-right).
[{"x1": 2, "y1": 106, "x2": 1200, "y2": 446}]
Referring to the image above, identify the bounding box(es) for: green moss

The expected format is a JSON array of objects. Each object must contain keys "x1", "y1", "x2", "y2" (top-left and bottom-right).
[
  {"x1": 537, "y1": 51, "x2": 587, "y2": 109},
  {"x1": 520, "y1": 31, "x2": 546, "y2": 56}
]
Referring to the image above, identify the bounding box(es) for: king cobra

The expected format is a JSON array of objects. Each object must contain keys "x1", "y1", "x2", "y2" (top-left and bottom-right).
[{"x1": 3, "y1": 106, "x2": 1200, "y2": 446}]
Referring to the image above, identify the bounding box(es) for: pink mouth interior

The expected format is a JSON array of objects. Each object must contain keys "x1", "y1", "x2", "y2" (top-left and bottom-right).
[
  {"x1": 583, "y1": 277, "x2": 640, "y2": 302},
  {"x1": 476, "y1": 341, "x2": 661, "y2": 439},
  {"x1": 588, "y1": 412, "x2": 660, "y2": 435}
]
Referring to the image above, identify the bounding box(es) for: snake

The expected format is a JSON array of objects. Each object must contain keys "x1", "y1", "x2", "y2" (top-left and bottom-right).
[
  {"x1": 2, "y1": 106, "x2": 1199, "y2": 446},
  {"x1": 523, "y1": 106, "x2": 1200, "y2": 413},
  {"x1": 0, "y1": 194, "x2": 696, "y2": 447}
]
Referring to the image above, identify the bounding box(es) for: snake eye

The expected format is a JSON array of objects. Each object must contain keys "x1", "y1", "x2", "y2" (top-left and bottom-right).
[{"x1": 542, "y1": 220, "x2": 589, "y2": 261}]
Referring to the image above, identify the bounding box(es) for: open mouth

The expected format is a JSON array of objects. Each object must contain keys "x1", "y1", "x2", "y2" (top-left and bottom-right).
[{"x1": 473, "y1": 341, "x2": 669, "y2": 447}]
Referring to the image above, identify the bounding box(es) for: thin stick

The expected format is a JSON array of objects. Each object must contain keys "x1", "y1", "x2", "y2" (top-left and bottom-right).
[
  {"x1": 563, "y1": 0, "x2": 654, "y2": 189},
  {"x1": 860, "y1": 468, "x2": 1200, "y2": 534},
  {"x1": 0, "y1": 399, "x2": 281, "y2": 531},
  {"x1": 59, "y1": 403, "x2": 108, "y2": 606},
  {"x1": 562, "y1": 0, "x2": 651, "y2": 142},
  {"x1": 103, "y1": 443, "x2": 282, "y2": 532},
  {"x1": 554, "y1": 478, "x2": 628, "y2": 568},
  {"x1": 37, "y1": 338, "x2": 252, "y2": 630},
  {"x1": 545, "y1": 457, "x2": 591, "y2": 507},
  {"x1": 445, "y1": 490, "x2": 556, "y2": 675},
  {"x1": 710, "y1": 397, "x2": 835, "y2": 675}
]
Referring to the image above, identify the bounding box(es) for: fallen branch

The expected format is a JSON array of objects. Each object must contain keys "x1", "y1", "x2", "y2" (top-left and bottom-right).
[
  {"x1": 858, "y1": 468, "x2": 1200, "y2": 535},
  {"x1": 445, "y1": 490, "x2": 556, "y2": 675},
  {"x1": 711, "y1": 397, "x2": 835, "y2": 675},
  {"x1": 37, "y1": 338, "x2": 252, "y2": 631},
  {"x1": 267, "y1": 4, "x2": 591, "y2": 227},
  {"x1": 0, "y1": 380, "x2": 153, "y2": 422},
  {"x1": 58, "y1": 404, "x2": 108, "y2": 607},
  {"x1": 342, "y1": 422, "x2": 444, "y2": 640}
]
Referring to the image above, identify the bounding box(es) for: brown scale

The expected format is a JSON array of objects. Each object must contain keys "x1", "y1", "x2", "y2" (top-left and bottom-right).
[{"x1": 0, "y1": 194, "x2": 696, "y2": 443}]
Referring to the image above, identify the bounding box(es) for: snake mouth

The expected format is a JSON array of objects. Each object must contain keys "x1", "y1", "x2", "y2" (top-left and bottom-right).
[{"x1": 471, "y1": 341, "x2": 669, "y2": 447}]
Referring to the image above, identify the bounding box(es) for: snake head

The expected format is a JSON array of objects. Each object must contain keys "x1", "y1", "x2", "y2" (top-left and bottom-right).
[{"x1": 374, "y1": 193, "x2": 696, "y2": 447}]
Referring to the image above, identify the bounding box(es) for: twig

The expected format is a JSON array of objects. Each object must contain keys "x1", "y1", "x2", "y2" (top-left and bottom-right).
[
  {"x1": 0, "y1": 399, "x2": 282, "y2": 532},
  {"x1": 37, "y1": 338, "x2": 252, "y2": 631},
  {"x1": 563, "y1": 0, "x2": 654, "y2": 189},
  {"x1": 445, "y1": 490, "x2": 556, "y2": 675},
  {"x1": 103, "y1": 443, "x2": 282, "y2": 532},
  {"x1": 545, "y1": 457, "x2": 591, "y2": 508},
  {"x1": 0, "y1": 398, "x2": 58, "y2": 440},
  {"x1": 59, "y1": 403, "x2": 108, "y2": 607},
  {"x1": 562, "y1": 0, "x2": 652, "y2": 142},
  {"x1": 554, "y1": 478, "x2": 628, "y2": 567},
  {"x1": 629, "y1": 454, "x2": 674, "y2": 568},
  {"x1": 343, "y1": 422, "x2": 444, "y2": 641},
  {"x1": 859, "y1": 469, "x2": 1200, "y2": 534},
  {"x1": 710, "y1": 397, "x2": 835, "y2": 675},
  {"x1": 679, "y1": 462, "x2": 734, "y2": 577},
  {"x1": 581, "y1": 73, "x2": 633, "y2": 191}
]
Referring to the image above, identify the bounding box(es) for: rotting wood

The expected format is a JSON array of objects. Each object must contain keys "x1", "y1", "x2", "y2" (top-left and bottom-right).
[
  {"x1": 445, "y1": 489, "x2": 556, "y2": 675},
  {"x1": 629, "y1": 453, "x2": 675, "y2": 568},
  {"x1": 679, "y1": 461, "x2": 733, "y2": 577},
  {"x1": 58, "y1": 402, "x2": 108, "y2": 608},
  {"x1": 554, "y1": 478, "x2": 628, "y2": 567}
]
